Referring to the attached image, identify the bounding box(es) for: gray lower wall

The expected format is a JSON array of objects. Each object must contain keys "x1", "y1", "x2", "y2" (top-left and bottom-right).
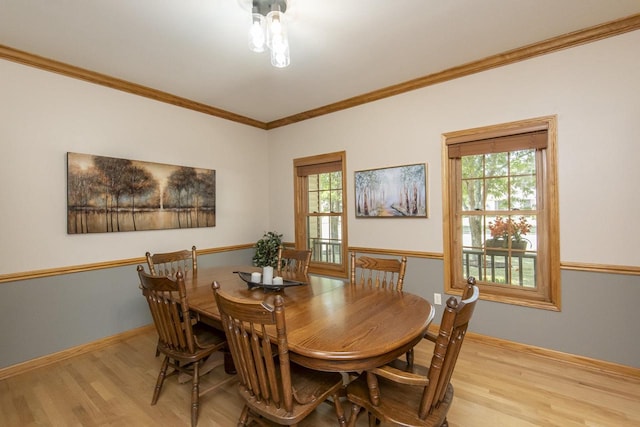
[
  {"x1": 1, "y1": 250, "x2": 638, "y2": 370},
  {"x1": 401, "y1": 258, "x2": 640, "y2": 368},
  {"x1": 0, "y1": 249, "x2": 254, "y2": 369}
]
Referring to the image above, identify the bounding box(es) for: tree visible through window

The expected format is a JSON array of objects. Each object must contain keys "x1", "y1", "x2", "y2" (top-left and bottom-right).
[
  {"x1": 443, "y1": 117, "x2": 560, "y2": 310},
  {"x1": 294, "y1": 151, "x2": 348, "y2": 277}
]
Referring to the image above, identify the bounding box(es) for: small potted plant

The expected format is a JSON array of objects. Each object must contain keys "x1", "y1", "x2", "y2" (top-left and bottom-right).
[
  {"x1": 486, "y1": 216, "x2": 531, "y2": 251},
  {"x1": 253, "y1": 231, "x2": 283, "y2": 268}
]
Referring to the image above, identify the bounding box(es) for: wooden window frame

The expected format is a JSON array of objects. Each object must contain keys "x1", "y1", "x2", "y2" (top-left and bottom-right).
[
  {"x1": 442, "y1": 116, "x2": 561, "y2": 310},
  {"x1": 294, "y1": 151, "x2": 348, "y2": 277}
]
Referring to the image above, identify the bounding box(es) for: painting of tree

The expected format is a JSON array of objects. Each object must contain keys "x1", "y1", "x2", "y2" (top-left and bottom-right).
[
  {"x1": 67, "y1": 153, "x2": 215, "y2": 233},
  {"x1": 354, "y1": 163, "x2": 427, "y2": 217}
]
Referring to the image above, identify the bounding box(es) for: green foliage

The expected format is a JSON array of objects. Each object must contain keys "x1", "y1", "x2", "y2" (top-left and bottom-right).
[{"x1": 252, "y1": 231, "x2": 283, "y2": 268}]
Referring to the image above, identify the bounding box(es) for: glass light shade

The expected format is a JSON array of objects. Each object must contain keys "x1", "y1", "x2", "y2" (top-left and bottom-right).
[
  {"x1": 248, "y1": 13, "x2": 266, "y2": 52},
  {"x1": 270, "y1": 35, "x2": 290, "y2": 68},
  {"x1": 266, "y1": 9, "x2": 286, "y2": 50}
]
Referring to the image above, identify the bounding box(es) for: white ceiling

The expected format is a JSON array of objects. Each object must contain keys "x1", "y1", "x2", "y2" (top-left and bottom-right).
[{"x1": 2, "y1": 0, "x2": 640, "y2": 124}]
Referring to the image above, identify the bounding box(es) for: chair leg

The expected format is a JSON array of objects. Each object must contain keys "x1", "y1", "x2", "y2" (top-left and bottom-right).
[
  {"x1": 347, "y1": 403, "x2": 361, "y2": 427},
  {"x1": 331, "y1": 392, "x2": 346, "y2": 427},
  {"x1": 191, "y1": 361, "x2": 200, "y2": 427},
  {"x1": 237, "y1": 405, "x2": 250, "y2": 426},
  {"x1": 152, "y1": 356, "x2": 170, "y2": 405}
]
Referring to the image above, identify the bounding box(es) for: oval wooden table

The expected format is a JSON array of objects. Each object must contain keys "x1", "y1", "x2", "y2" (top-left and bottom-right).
[{"x1": 185, "y1": 265, "x2": 435, "y2": 373}]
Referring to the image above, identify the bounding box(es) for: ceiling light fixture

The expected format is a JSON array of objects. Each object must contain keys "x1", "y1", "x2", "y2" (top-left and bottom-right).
[{"x1": 238, "y1": 0, "x2": 290, "y2": 68}]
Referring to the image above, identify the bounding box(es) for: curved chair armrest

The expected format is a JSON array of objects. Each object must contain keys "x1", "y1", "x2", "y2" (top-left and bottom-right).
[{"x1": 370, "y1": 364, "x2": 430, "y2": 387}]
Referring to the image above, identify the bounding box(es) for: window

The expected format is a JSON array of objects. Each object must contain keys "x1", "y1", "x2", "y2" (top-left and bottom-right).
[
  {"x1": 294, "y1": 151, "x2": 348, "y2": 277},
  {"x1": 443, "y1": 116, "x2": 560, "y2": 310}
]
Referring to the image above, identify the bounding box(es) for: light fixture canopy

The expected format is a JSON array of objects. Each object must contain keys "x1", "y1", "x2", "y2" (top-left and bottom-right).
[{"x1": 239, "y1": 0, "x2": 290, "y2": 68}]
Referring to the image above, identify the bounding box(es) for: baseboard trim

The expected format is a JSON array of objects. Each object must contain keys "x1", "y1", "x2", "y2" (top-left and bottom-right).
[
  {"x1": 0, "y1": 324, "x2": 155, "y2": 380},
  {"x1": 426, "y1": 324, "x2": 640, "y2": 379}
]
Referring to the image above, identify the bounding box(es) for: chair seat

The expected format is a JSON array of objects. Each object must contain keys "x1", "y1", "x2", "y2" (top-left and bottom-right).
[
  {"x1": 156, "y1": 323, "x2": 226, "y2": 363},
  {"x1": 239, "y1": 362, "x2": 344, "y2": 425},
  {"x1": 192, "y1": 323, "x2": 227, "y2": 348},
  {"x1": 347, "y1": 371, "x2": 453, "y2": 427}
]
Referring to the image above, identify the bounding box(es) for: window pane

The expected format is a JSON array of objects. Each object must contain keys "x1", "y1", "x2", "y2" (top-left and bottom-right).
[
  {"x1": 485, "y1": 177, "x2": 508, "y2": 210},
  {"x1": 330, "y1": 171, "x2": 342, "y2": 189},
  {"x1": 307, "y1": 215, "x2": 342, "y2": 264},
  {"x1": 308, "y1": 216, "x2": 320, "y2": 239},
  {"x1": 461, "y1": 155, "x2": 483, "y2": 179},
  {"x1": 462, "y1": 178, "x2": 483, "y2": 211},
  {"x1": 462, "y1": 214, "x2": 484, "y2": 249},
  {"x1": 319, "y1": 173, "x2": 331, "y2": 190},
  {"x1": 511, "y1": 176, "x2": 537, "y2": 210},
  {"x1": 308, "y1": 191, "x2": 319, "y2": 212},
  {"x1": 485, "y1": 152, "x2": 508, "y2": 177},
  {"x1": 308, "y1": 175, "x2": 318, "y2": 191},
  {"x1": 316, "y1": 190, "x2": 329, "y2": 213},
  {"x1": 510, "y1": 149, "x2": 536, "y2": 174},
  {"x1": 331, "y1": 189, "x2": 342, "y2": 212}
]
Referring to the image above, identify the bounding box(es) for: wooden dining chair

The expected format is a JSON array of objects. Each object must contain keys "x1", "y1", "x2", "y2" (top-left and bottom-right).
[
  {"x1": 350, "y1": 252, "x2": 407, "y2": 290},
  {"x1": 145, "y1": 246, "x2": 198, "y2": 357},
  {"x1": 405, "y1": 278, "x2": 478, "y2": 368},
  {"x1": 276, "y1": 245, "x2": 312, "y2": 276},
  {"x1": 146, "y1": 245, "x2": 197, "y2": 277},
  {"x1": 138, "y1": 265, "x2": 229, "y2": 427},
  {"x1": 423, "y1": 278, "x2": 477, "y2": 344},
  {"x1": 211, "y1": 281, "x2": 347, "y2": 427},
  {"x1": 346, "y1": 278, "x2": 479, "y2": 427}
]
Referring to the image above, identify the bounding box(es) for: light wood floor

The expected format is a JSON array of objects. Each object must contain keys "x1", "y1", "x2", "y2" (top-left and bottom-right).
[{"x1": 1, "y1": 329, "x2": 639, "y2": 427}]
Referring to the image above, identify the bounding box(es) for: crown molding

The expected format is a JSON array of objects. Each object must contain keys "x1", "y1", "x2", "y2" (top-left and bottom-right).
[{"x1": 1, "y1": 14, "x2": 639, "y2": 129}]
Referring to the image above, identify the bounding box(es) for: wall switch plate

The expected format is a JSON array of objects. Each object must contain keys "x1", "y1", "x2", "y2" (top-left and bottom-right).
[{"x1": 434, "y1": 293, "x2": 442, "y2": 305}]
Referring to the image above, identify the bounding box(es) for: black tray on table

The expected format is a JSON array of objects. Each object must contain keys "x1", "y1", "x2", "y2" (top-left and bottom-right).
[{"x1": 234, "y1": 271, "x2": 306, "y2": 291}]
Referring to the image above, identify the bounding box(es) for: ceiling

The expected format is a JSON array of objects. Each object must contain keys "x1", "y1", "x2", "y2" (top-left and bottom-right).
[{"x1": 2, "y1": 1, "x2": 640, "y2": 126}]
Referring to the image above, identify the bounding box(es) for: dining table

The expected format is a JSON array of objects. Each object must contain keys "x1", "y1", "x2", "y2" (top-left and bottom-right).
[{"x1": 184, "y1": 265, "x2": 435, "y2": 373}]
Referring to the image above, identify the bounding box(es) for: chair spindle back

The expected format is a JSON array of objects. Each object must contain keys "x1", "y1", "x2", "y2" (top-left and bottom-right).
[
  {"x1": 212, "y1": 282, "x2": 293, "y2": 412},
  {"x1": 146, "y1": 245, "x2": 197, "y2": 277},
  {"x1": 350, "y1": 253, "x2": 407, "y2": 290},
  {"x1": 277, "y1": 246, "x2": 312, "y2": 276}
]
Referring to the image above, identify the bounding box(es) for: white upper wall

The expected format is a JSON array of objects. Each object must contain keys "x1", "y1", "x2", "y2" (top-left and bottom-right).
[
  {"x1": 0, "y1": 60, "x2": 270, "y2": 275},
  {"x1": 1, "y1": 30, "x2": 638, "y2": 275},
  {"x1": 267, "y1": 30, "x2": 640, "y2": 267}
]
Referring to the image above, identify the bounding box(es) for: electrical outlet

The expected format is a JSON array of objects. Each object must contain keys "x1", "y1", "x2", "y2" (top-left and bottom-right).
[{"x1": 434, "y1": 293, "x2": 442, "y2": 305}]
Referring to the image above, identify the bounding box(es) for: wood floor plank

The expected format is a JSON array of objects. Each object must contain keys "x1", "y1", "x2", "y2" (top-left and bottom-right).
[{"x1": 1, "y1": 329, "x2": 639, "y2": 426}]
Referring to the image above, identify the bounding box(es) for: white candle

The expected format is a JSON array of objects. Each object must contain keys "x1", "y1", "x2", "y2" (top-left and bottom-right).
[
  {"x1": 272, "y1": 276, "x2": 283, "y2": 285},
  {"x1": 262, "y1": 266, "x2": 273, "y2": 284},
  {"x1": 251, "y1": 272, "x2": 262, "y2": 283}
]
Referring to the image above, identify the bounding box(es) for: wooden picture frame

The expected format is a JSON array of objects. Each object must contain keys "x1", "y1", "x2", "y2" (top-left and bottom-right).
[
  {"x1": 354, "y1": 163, "x2": 427, "y2": 218},
  {"x1": 67, "y1": 152, "x2": 215, "y2": 233}
]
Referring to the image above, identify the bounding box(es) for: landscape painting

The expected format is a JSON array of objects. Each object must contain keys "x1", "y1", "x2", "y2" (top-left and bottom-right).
[
  {"x1": 67, "y1": 153, "x2": 215, "y2": 233},
  {"x1": 355, "y1": 163, "x2": 427, "y2": 218}
]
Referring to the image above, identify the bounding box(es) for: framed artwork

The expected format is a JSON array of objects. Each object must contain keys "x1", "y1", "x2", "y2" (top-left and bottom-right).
[
  {"x1": 67, "y1": 152, "x2": 215, "y2": 233},
  {"x1": 354, "y1": 163, "x2": 427, "y2": 218}
]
